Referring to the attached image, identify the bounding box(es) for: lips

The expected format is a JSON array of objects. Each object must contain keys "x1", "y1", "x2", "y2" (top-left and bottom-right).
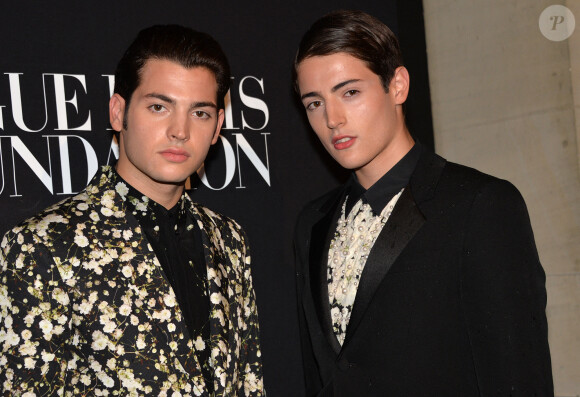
[
  {"x1": 332, "y1": 135, "x2": 356, "y2": 150},
  {"x1": 160, "y1": 148, "x2": 190, "y2": 162}
]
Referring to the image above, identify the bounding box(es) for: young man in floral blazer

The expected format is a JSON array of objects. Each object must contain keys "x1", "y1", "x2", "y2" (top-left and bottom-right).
[{"x1": 0, "y1": 25, "x2": 264, "y2": 396}]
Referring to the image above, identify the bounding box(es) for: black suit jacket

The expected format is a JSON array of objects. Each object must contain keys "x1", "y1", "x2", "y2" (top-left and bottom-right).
[{"x1": 294, "y1": 149, "x2": 553, "y2": 396}]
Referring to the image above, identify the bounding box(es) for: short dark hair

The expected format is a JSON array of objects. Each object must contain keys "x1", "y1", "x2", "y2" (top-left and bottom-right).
[
  {"x1": 294, "y1": 10, "x2": 403, "y2": 92},
  {"x1": 114, "y1": 24, "x2": 230, "y2": 114}
]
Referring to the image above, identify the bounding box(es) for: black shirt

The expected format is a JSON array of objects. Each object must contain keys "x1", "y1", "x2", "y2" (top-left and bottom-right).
[{"x1": 344, "y1": 142, "x2": 422, "y2": 216}]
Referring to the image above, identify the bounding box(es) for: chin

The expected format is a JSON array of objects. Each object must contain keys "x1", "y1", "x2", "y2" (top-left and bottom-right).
[
  {"x1": 334, "y1": 158, "x2": 364, "y2": 171},
  {"x1": 157, "y1": 165, "x2": 197, "y2": 181},
  {"x1": 152, "y1": 171, "x2": 192, "y2": 185}
]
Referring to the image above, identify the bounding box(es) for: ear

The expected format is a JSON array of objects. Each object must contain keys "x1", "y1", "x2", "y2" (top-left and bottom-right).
[
  {"x1": 391, "y1": 66, "x2": 410, "y2": 105},
  {"x1": 211, "y1": 108, "x2": 225, "y2": 145},
  {"x1": 109, "y1": 93, "x2": 126, "y2": 132}
]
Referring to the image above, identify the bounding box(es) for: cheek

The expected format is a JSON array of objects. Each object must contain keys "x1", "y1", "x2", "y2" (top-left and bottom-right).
[
  {"x1": 307, "y1": 113, "x2": 326, "y2": 133},
  {"x1": 196, "y1": 129, "x2": 218, "y2": 149},
  {"x1": 352, "y1": 101, "x2": 373, "y2": 119},
  {"x1": 123, "y1": 129, "x2": 155, "y2": 156},
  {"x1": 123, "y1": 130, "x2": 140, "y2": 147}
]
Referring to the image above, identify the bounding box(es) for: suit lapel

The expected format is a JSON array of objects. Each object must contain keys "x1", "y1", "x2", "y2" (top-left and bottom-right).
[
  {"x1": 190, "y1": 203, "x2": 233, "y2": 392},
  {"x1": 138, "y1": 250, "x2": 206, "y2": 382},
  {"x1": 127, "y1": 230, "x2": 208, "y2": 391},
  {"x1": 342, "y1": 149, "x2": 447, "y2": 347},
  {"x1": 342, "y1": 187, "x2": 425, "y2": 346}
]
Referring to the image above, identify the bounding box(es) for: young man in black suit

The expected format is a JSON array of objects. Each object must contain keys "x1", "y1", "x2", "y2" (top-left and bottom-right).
[{"x1": 293, "y1": 10, "x2": 553, "y2": 396}]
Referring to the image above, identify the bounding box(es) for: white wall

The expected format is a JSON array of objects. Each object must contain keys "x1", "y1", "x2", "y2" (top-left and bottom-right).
[{"x1": 423, "y1": 1, "x2": 580, "y2": 395}]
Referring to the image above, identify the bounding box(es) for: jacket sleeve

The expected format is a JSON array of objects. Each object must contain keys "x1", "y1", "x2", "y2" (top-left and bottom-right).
[
  {"x1": 235, "y1": 227, "x2": 265, "y2": 396},
  {"x1": 461, "y1": 179, "x2": 553, "y2": 396},
  {"x1": 0, "y1": 228, "x2": 70, "y2": 396}
]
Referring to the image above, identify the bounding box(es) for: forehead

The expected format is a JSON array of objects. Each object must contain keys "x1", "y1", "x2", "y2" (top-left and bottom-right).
[
  {"x1": 136, "y1": 58, "x2": 218, "y2": 94},
  {"x1": 296, "y1": 53, "x2": 377, "y2": 90}
]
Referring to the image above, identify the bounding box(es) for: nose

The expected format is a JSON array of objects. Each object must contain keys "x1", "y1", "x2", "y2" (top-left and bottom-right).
[
  {"x1": 168, "y1": 113, "x2": 190, "y2": 141},
  {"x1": 325, "y1": 100, "x2": 345, "y2": 129}
]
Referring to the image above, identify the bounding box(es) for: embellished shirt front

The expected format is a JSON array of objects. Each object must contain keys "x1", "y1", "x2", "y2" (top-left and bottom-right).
[{"x1": 327, "y1": 190, "x2": 403, "y2": 345}]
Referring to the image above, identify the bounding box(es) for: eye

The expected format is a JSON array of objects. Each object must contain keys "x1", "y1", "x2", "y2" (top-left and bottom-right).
[
  {"x1": 193, "y1": 110, "x2": 210, "y2": 119},
  {"x1": 344, "y1": 89, "x2": 359, "y2": 97},
  {"x1": 306, "y1": 100, "x2": 322, "y2": 111},
  {"x1": 149, "y1": 104, "x2": 166, "y2": 113}
]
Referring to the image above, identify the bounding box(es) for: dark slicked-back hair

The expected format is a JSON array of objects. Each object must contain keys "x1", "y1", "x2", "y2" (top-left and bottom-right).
[
  {"x1": 114, "y1": 24, "x2": 230, "y2": 113},
  {"x1": 294, "y1": 10, "x2": 403, "y2": 93}
]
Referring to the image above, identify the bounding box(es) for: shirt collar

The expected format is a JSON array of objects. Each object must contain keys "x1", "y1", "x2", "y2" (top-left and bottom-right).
[
  {"x1": 111, "y1": 168, "x2": 187, "y2": 229},
  {"x1": 345, "y1": 142, "x2": 422, "y2": 215}
]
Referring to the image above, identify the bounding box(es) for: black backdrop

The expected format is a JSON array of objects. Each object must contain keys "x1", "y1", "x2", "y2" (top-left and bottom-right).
[{"x1": 0, "y1": 1, "x2": 433, "y2": 394}]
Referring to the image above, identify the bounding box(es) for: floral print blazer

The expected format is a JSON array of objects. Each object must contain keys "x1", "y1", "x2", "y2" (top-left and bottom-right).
[{"x1": 0, "y1": 166, "x2": 264, "y2": 396}]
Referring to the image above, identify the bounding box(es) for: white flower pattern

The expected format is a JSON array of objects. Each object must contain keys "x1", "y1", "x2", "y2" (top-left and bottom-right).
[{"x1": 0, "y1": 166, "x2": 264, "y2": 396}]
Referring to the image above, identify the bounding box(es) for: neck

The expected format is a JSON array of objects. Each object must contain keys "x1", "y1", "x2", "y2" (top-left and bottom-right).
[
  {"x1": 355, "y1": 130, "x2": 415, "y2": 190},
  {"x1": 142, "y1": 183, "x2": 185, "y2": 210},
  {"x1": 116, "y1": 169, "x2": 185, "y2": 210}
]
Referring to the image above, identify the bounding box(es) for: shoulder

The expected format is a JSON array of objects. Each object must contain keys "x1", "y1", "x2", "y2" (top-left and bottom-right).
[
  {"x1": 418, "y1": 151, "x2": 523, "y2": 203},
  {"x1": 294, "y1": 185, "x2": 343, "y2": 231},
  {"x1": 2, "y1": 190, "x2": 95, "y2": 250},
  {"x1": 2, "y1": 165, "x2": 121, "y2": 244},
  {"x1": 414, "y1": 147, "x2": 502, "y2": 191},
  {"x1": 428, "y1": 159, "x2": 530, "y2": 228},
  {"x1": 443, "y1": 160, "x2": 523, "y2": 202},
  {"x1": 411, "y1": 149, "x2": 529, "y2": 220},
  {"x1": 186, "y1": 197, "x2": 248, "y2": 241}
]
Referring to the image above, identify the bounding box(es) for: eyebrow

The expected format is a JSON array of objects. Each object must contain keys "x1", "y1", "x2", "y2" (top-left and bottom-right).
[
  {"x1": 144, "y1": 93, "x2": 217, "y2": 110},
  {"x1": 300, "y1": 79, "x2": 362, "y2": 101}
]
